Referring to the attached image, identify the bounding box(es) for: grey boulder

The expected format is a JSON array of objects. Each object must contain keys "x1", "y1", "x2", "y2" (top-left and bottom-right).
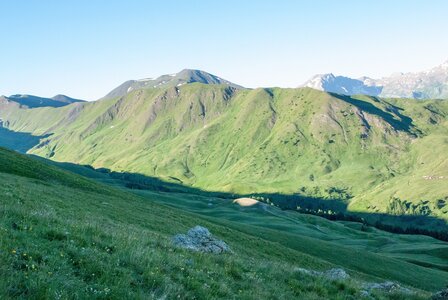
[{"x1": 172, "y1": 226, "x2": 231, "y2": 254}]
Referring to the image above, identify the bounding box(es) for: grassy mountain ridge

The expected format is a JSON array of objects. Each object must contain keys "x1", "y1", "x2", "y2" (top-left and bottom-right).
[
  {"x1": 0, "y1": 146, "x2": 447, "y2": 299},
  {"x1": 0, "y1": 85, "x2": 447, "y2": 227}
]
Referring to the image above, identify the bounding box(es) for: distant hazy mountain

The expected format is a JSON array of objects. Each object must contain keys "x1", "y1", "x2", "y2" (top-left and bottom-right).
[
  {"x1": 104, "y1": 69, "x2": 244, "y2": 99},
  {"x1": 301, "y1": 60, "x2": 448, "y2": 99},
  {"x1": 1, "y1": 94, "x2": 85, "y2": 108},
  {"x1": 302, "y1": 74, "x2": 382, "y2": 96}
]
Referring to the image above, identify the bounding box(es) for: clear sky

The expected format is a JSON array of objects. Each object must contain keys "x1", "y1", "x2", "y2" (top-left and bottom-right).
[{"x1": 1, "y1": 0, "x2": 447, "y2": 100}]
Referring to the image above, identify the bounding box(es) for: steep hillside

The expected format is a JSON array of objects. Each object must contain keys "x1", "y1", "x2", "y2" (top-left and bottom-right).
[
  {"x1": 0, "y1": 85, "x2": 447, "y2": 231},
  {"x1": 0, "y1": 147, "x2": 447, "y2": 299}
]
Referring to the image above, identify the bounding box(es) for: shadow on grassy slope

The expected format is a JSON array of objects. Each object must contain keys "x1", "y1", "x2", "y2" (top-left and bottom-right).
[
  {"x1": 330, "y1": 93, "x2": 419, "y2": 134},
  {"x1": 0, "y1": 127, "x2": 51, "y2": 153},
  {"x1": 36, "y1": 157, "x2": 448, "y2": 242}
]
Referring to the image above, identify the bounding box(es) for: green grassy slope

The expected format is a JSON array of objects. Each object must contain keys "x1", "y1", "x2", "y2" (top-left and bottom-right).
[
  {"x1": 0, "y1": 85, "x2": 447, "y2": 224},
  {"x1": 0, "y1": 147, "x2": 447, "y2": 299}
]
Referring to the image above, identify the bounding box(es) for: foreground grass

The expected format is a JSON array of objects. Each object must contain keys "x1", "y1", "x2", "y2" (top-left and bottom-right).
[
  {"x1": 0, "y1": 174, "x2": 383, "y2": 299},
  {"x1": 0, "y1": 149, "x2": 436, "y2": 299}
]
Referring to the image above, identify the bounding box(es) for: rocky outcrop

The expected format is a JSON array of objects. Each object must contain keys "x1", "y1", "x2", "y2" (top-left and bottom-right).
[
  {"x1": 172, "y1": 226, "x2": 231, "y2": 254},
  {"x1": 432, "y1": 288, "x2": 448, "y2": 300}
]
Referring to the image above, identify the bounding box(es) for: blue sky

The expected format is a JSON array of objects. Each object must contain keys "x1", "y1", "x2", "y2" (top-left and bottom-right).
[{"x1": 1, "y1": 0, "x2": 447, "y2": 100}]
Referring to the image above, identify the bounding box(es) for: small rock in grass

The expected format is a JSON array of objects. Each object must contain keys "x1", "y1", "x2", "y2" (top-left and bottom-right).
[
  {"x1": 324, "y1": 268, "x2": 350, "y2": 280},
  {"x1": 360, "y1": 290, "x2": 371, "y2": 298},
  {"x1": 294, "y1": 267, "x2": 350, "y2": 280},
  {"x1": 295, "y1": 267, "x2": 414, "y2": 296},
  {"x1": 362, "y1": 281, "x2": 412, "y2": 294}
]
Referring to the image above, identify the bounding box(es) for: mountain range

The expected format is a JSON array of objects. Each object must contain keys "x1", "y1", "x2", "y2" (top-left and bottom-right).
[
  {"x1": 301, "y1": 60, "x2": 448, "y2": 99},
  {"x1": 4, "y1": 62, "x2": 447, "y2": 104},
  {"x1": 0, "y1": 68, "x2": 447, "y2": 237}
]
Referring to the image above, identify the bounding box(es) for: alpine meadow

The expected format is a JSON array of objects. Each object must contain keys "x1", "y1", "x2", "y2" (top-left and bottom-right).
[{"x1": 1, "y1": 1, "x2": 448, "y2": 299}]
